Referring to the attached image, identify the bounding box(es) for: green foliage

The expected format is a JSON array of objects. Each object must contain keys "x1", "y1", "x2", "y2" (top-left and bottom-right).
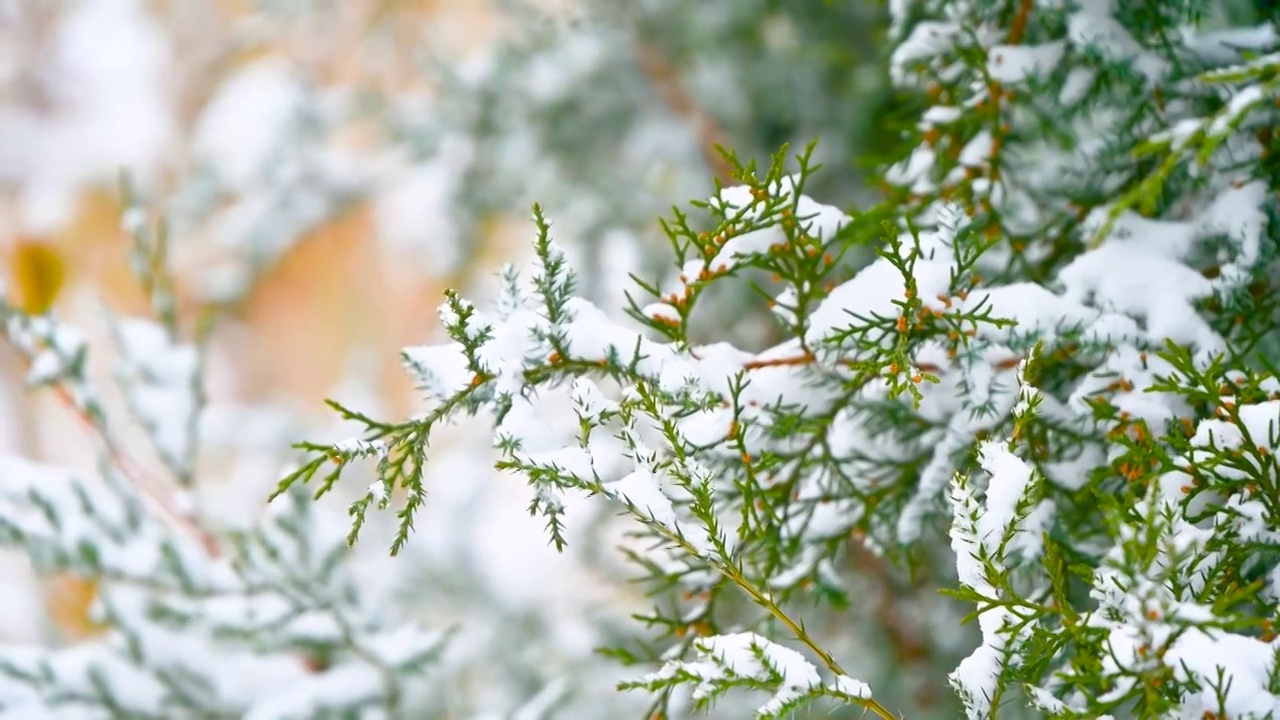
[{"x1": 280, "y1": 0, "x2": 1280, "y2": 718}]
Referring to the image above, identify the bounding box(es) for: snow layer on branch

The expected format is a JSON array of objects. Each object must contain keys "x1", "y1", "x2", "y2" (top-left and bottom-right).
[
  {"x1": 637, "y1": 632, "x2": 843, "y2": 718},
  {"x1": 609, "y1": 468, "x2": 677, "y2": 528},
  {"x1": 1088, "y1": 479, "x2": 1280, "y2": 719},
  {"x1": 987, "y1": 41, "x2": 1066, "y2": 84},
  {"x1": 678, "y1": 177, "x2": 850, "y2": 282},
  {"x1": 806, "y1": 204, "x2": 964, "y2": 352},
  {"x1": 947, "y1": 401, "x2": 1048, "y2": 719},
  {"x1": 1063, "y1": 223, "x2": 1219, "y2": 355},
  {"x1": 402, "y1": 342, "x2": 472, "y2": 401}
]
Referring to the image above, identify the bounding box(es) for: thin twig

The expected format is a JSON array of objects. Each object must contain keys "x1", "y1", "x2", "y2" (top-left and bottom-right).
[
  {"x1": 742, "y1": 351, "x2": 816, "y2": 371},
  {"x1": 44, "y1": 381, "x2": 221, "y2": 557},
  {"x1": 647, "y1": 519, "x2": 902, "y2": 720},
  {"x1": 1007, "y1": 0, "x2": 1034, "y2": 44}
]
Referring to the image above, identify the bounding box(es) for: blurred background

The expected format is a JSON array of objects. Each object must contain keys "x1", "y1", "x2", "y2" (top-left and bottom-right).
[{"x1": 0, "y1": 0, "x2": 902, "y2": 716}]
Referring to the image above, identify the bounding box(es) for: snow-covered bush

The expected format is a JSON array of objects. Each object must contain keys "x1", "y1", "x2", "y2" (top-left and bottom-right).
[
  {"x1": 2, "y1": 0, "x2": 1280, "y2": 719},
  {"x1": 276, "y1": 1, "x2": 1280, "y2": 718},
  {"x1": 0, "y1": 194, "x2": 639, "y2": 718}
]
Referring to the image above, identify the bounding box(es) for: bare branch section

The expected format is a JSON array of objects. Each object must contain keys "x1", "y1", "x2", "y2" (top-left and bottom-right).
[{"x1": 634, "y1": 41, "x2": 736, "y2": 183}]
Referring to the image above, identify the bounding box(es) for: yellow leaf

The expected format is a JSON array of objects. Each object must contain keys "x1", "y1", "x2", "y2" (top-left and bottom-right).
[
  {"x1": 45, "y1": 573, "x2": 108, "y2": 640},
  {"x1": 10, "y1": 240, "x2": 65, "y2": 315}
]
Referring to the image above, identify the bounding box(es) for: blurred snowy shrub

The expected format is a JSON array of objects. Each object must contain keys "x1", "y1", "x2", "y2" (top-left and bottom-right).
[
  {"x1": 0, "y1": 0, "x2": 889, "y2": 309},
  {"x1": 0, "y1": 197, "x2": 641, "y2": 718}
]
